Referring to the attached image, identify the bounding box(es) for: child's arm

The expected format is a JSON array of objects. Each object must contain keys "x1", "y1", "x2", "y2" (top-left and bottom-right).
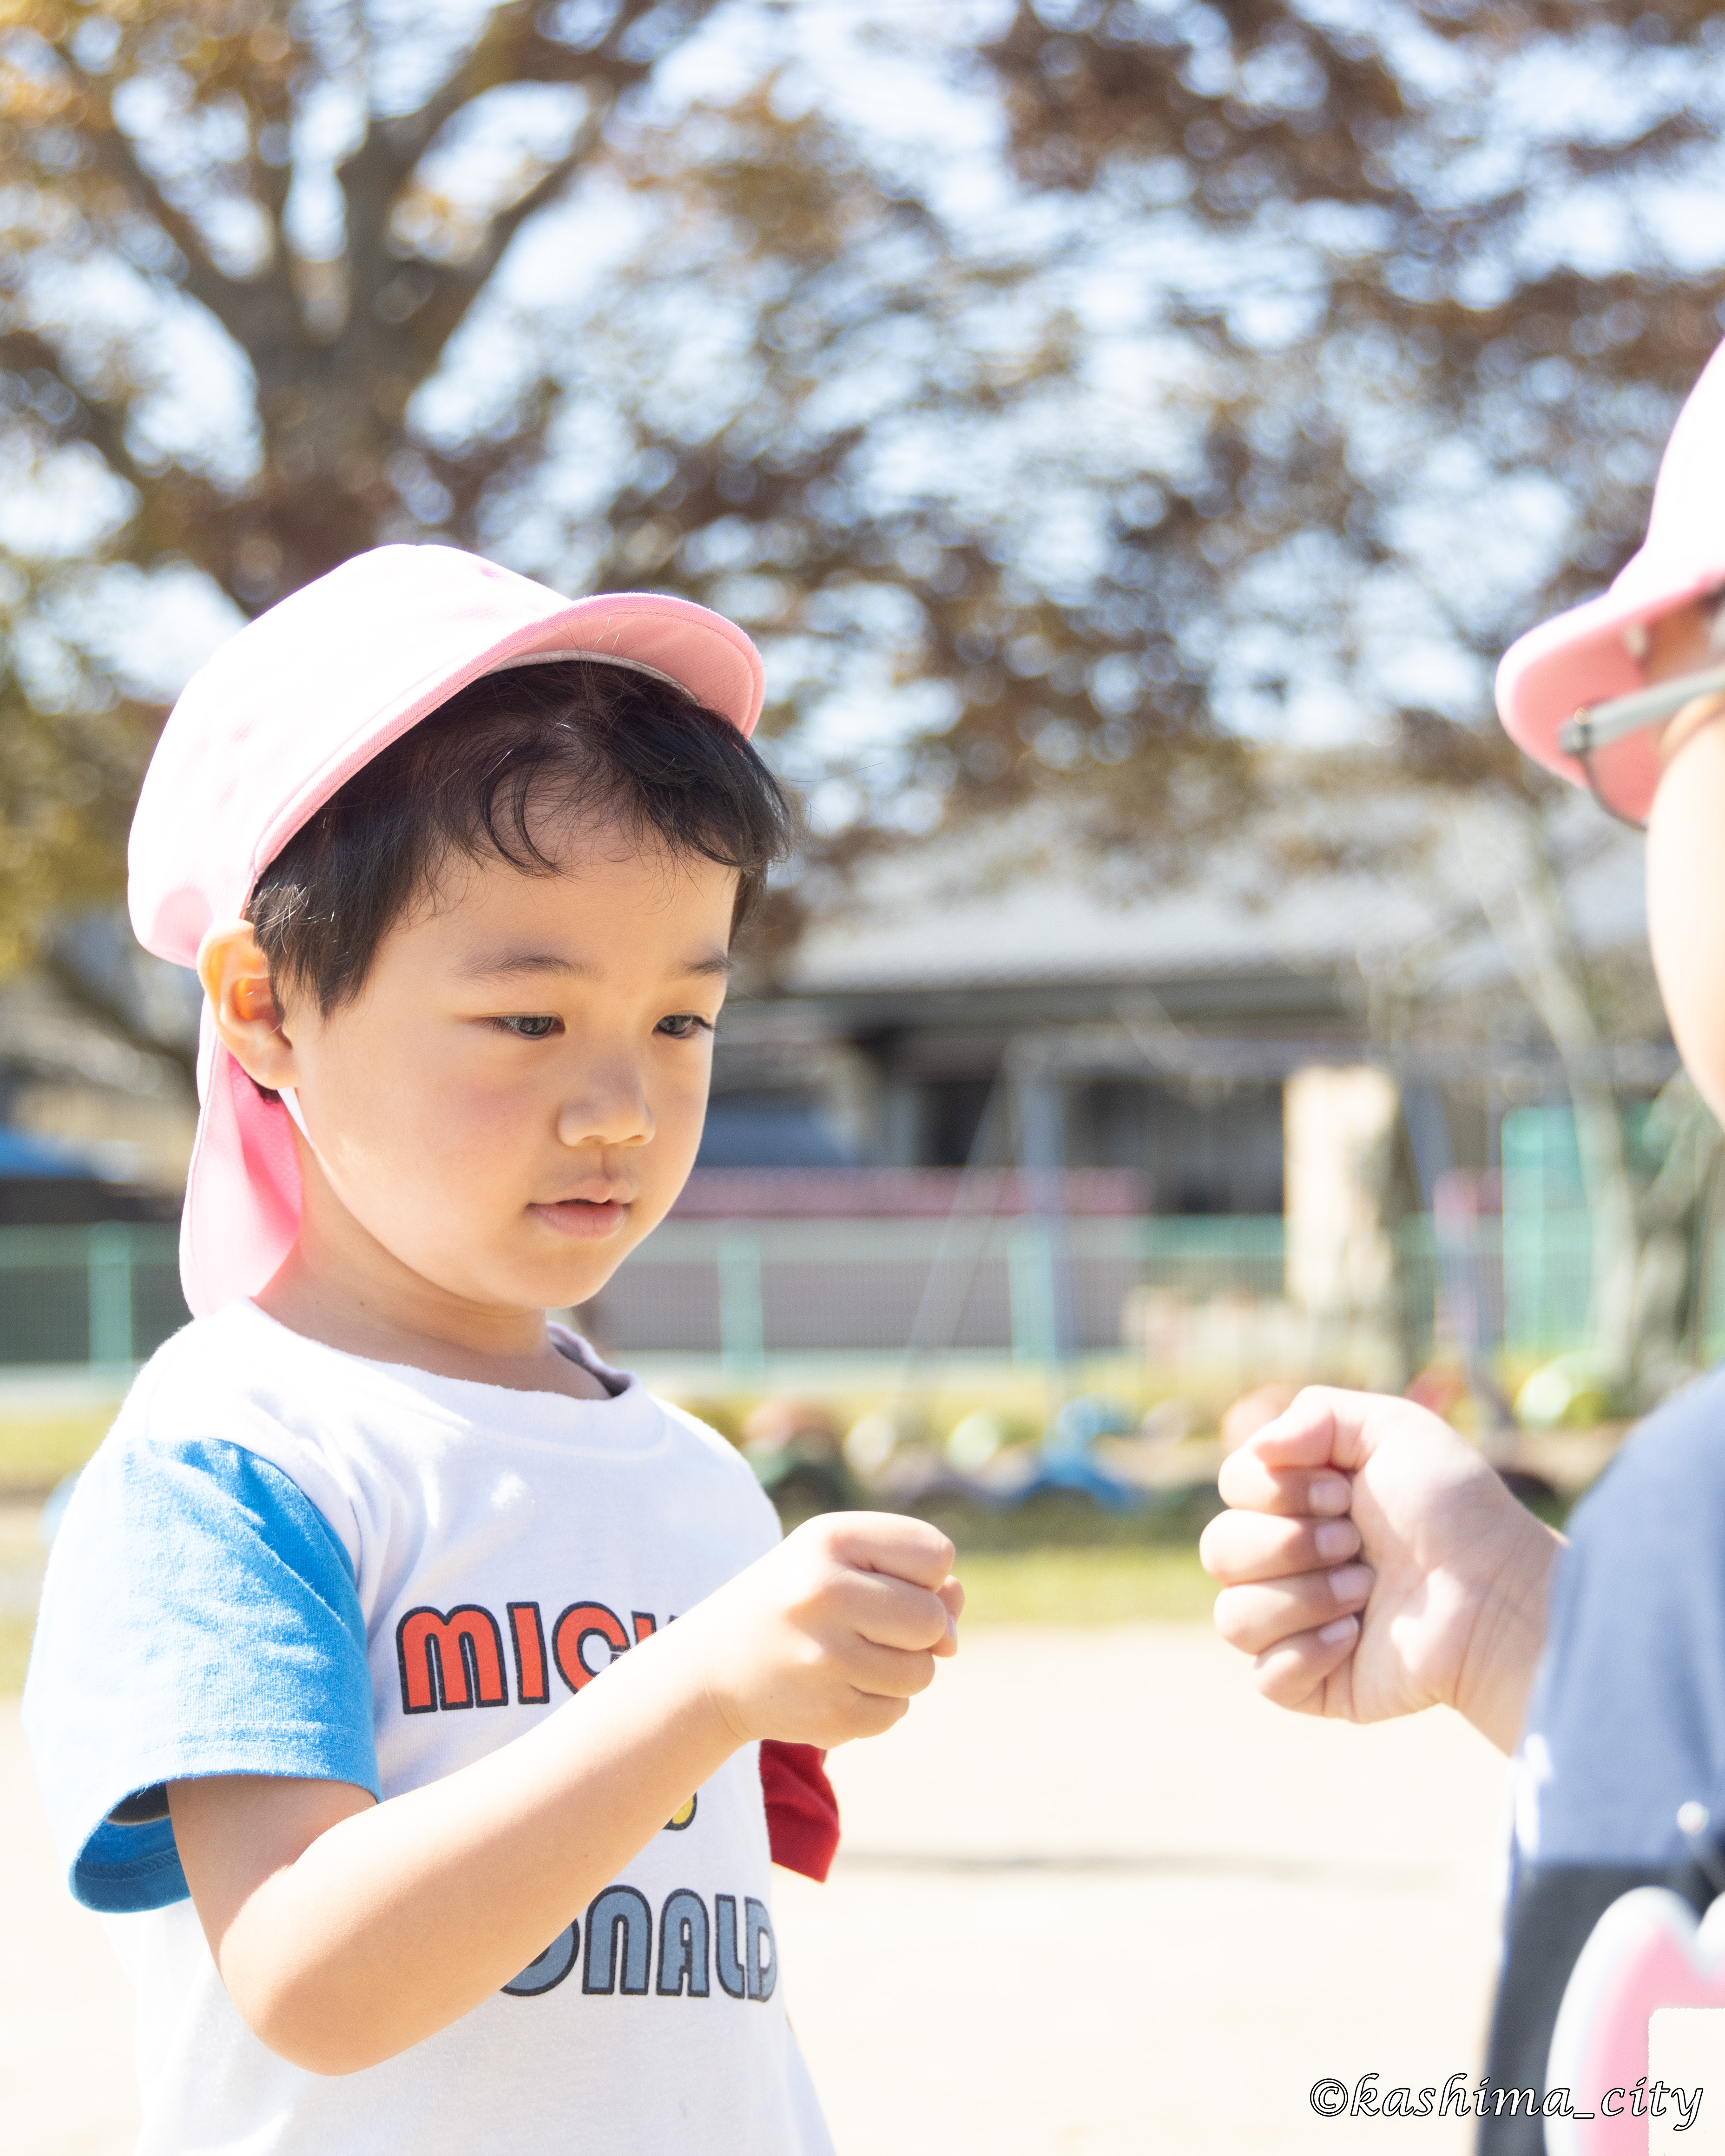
[
  {"x1": 168, "y1": 1511, "x2": 959, "y2": 2076},
  {"x1": 1197, "y1": 1387, "x2": 1562, "y2": 1753}
]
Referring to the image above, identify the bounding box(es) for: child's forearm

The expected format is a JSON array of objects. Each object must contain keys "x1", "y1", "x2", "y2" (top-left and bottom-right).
[
  {"x1": 171, "y1": 1510, "x2": 956, "y2": 2074},
  {"x1": 171, "y1": 1618, "x2": 740, "y2": 2075}
]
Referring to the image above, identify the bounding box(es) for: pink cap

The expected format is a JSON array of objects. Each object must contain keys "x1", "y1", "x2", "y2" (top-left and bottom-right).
[
  {"x1": 1496, "y1": 338, "x2": 1725, "y2": 817},
  {"x1": 128, "y1": 544, "x2": 765, "y2": 1318}
]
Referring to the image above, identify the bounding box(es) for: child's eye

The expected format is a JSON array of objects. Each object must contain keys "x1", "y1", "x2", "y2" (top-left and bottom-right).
[
  {"x1": 655, "y1": 1013, "x2": 713, "y2": 1040},
  {"x1": 494, "y1": 1014, "x2": 561, "y2": 1039}
]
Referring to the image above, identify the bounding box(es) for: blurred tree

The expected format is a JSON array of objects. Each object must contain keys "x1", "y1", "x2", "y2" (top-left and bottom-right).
[
  {"x1": 10, "y1": 2, "x2": 1725, "y2": 924},
  {"x1": 0, "y1": 0, "x2": 1244, "y2": 1024},
  {"x1": 0, "y1": 0, "x2": 717, "y2": 1001},
  {"x1": 946, "y1": 0, "x2": 1725, "y2": 1403},
  {"x1": 6, "y1": 0, "x2": 1725, "y2": 1400},
  {"x1": 954, "y1": 0, "x2": 1725, "y2": 806}
]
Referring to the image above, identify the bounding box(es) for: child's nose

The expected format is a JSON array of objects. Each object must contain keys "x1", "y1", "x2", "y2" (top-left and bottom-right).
[{"x1": 553, "y1": 1057, "x2": 655, "y2": 1149}]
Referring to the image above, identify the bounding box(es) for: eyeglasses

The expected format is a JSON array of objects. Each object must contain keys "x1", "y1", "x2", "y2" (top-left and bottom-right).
[{"x1": 1559, "y1": 662, "x2": 1725, "y2": 829}]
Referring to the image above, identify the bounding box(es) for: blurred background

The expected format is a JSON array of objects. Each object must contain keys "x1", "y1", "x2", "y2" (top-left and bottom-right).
[
  {"x1": 2, "y1": 2, "x2": 1724, "y2": 2147},
  {"x1": 0, "y1": 0, "x2": 1720, "y2": 1591}
]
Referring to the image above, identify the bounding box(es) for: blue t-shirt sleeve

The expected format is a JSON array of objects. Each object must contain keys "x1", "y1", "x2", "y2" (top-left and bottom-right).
[
  {"x1": 22, "y1": 1433, "x2": 380, "y2": 1913},
  {"x1": 1521, "y1": 1365, "x2": 1725, "y2": 1866}
]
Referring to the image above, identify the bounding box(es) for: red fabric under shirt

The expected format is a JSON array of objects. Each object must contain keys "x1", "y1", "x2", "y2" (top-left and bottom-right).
[{"x1": 758, "y1": 1739, "x2": 840, "y2": 1883}]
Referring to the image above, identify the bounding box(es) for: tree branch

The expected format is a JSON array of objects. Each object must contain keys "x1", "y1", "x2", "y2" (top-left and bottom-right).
[
  {"x1": 339, "y1": 0, "x2": 713, "y2": 375},
  {"x1": 395, "y1": 109, "x2": 608, "y2": 365},
  {"x1": 0, "y1": 329, "x2": 148, "y2": 494},
  {"x1": 1459, "y1": 801, "x2": 1640, "y2": 1381},
  {"x1": 67, "y1": 99, "x2": 278, "y2": 358},
  {"x1": 338, "y1": 0, "x2": 657, "y2": 253},
  {"x1": 389, "y1": 0, "x2": 671, "y2": 168}
]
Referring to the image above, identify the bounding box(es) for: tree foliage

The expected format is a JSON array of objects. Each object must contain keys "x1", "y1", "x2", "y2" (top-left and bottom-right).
[
  {"x1": 0, "y1": 0, "x2": 715, "y2": 968},
  {"x1": 966, "y1": 1, "x2": 1725, "y2": 806},
  {"x1": 5, "y1": 0, "x2": 1725, "y2": 996},
  {"x1": 4, "y1": 0, "x2": 1721, "y2": 1396},
  {"x1": 963, "y1": 0, "x2": 1725, "y2": 1407}
]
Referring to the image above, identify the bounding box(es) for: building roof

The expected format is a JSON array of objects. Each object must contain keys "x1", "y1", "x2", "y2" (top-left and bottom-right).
[{"x1": 776, "y1": 784, "x2": 1650, "y2": 1006}]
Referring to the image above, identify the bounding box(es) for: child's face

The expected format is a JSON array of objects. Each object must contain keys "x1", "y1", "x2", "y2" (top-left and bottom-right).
[
  {"x1": 1642, "y1": 601, "x2": 1725, "y2": 1122},
  {"x1": 259, "y1": 823, "x2": 737, "y2": 1321}
]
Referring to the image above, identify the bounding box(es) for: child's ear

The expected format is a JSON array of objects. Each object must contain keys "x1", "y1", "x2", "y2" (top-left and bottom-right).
[{"x1": 197, "y1": 921, "x2": 299, "y2": 1091}]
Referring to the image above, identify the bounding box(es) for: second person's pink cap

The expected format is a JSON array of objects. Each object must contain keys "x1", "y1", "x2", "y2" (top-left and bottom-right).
[
  {"x1": 1496, "y1": 338, "x2": 1725, "y2": 817},
  {"x1": 128, "y1": 544, "x2": 765, "y2": 1320}
]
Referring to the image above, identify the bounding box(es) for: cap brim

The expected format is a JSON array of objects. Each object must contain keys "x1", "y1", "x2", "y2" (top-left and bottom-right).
[
  {"x1": 1496, "y1": 554, "x2": 1725, "y2": 821},
  {"x1": 247, "y1": 586, "x2": 766, "y2": 894},
  {"x1": 497, "y1": 592, "x2": 764, "y2": 736}
]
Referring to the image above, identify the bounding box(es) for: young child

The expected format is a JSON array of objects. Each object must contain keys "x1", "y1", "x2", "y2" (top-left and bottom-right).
[
  {"x1": 23, "y1": 545, "x2": 962, "y2": 2154},
  {"x1": 1200, "y1": 338, "x2": 1725, "y2": 2145}
]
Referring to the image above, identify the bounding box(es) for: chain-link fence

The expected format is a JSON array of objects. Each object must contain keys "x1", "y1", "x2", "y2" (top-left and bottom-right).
[
  {"x1": 579, "y1": 1215, "x2": 1293, "y2": 1367},
  {"x1": 0, "y1": 1211, "x2": 1618, "y2": 1381},
  {"x1": 0, "y1": 1224, "x2": 187, "y2": 1367}
]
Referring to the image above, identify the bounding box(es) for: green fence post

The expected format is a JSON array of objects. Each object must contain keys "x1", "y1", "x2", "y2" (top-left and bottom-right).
[
  {"x1": 87, "y1": 1223, "x2": 134, "y2": 1368},
  {"x1": 1008, "y1": 1219, "x2": 1058, "y2": 1367},
  {"x1": 1502, "y1": 1106, "x2": 1593, "y2": 1358},
  {"x1": 718, "y1": 1229, "x2": 765, "y2": 1380}
]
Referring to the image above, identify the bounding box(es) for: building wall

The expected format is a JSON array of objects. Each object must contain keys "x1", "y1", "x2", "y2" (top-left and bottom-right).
[
  {"x1": 1065, "y1": 1078, "x2": 1284, "y2": 1214},
  {"x1": 708, "y1": 964, "x2": 1351, "y2": 1196}
]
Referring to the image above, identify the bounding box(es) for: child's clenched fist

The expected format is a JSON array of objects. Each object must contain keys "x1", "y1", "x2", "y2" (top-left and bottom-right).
[{"x1": 685, "y1": 1513, "x2": 962, "y2": 1749}]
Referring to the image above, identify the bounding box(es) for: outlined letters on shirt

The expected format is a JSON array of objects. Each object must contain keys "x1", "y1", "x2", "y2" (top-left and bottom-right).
[
  {"x1": 396, "y1": 1597, "x2": 674, "y2": 1714},
  {"x1": 553, "y1": 1601, "x2": 632, "y2": 1691},
  {"x1": 507, "y1": 1601, "x2": 549, "y2": 1704},
  {"x1": 713, "y1": 1895, "x2": 777, "y2": 2002},
  {"x1": 657, "y1": 1889, "x2": 711, "y2": 1997},
  {"x1": 394, "y1": 1594, "x2": 698, "y2": 1830},
  {"x1": 502, "y1": 1887, "x2": 775, "y2": 2007},
  {"x1": 583, "y1": 1885, "x2": 653, "y2": 1995},
  {"x1": 395, "y1": 1604, "x2": 509, "y2": 1713}
]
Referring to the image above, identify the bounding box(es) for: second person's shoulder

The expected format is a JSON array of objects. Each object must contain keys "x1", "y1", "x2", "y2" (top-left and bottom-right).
[{"x1": 1569, "y1": 1364, "x2": 1725, "y2": 1548}]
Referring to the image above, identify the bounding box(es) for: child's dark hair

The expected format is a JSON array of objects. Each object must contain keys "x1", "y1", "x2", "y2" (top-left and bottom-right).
[{"x1": 245, "y1": 658, "x2": 793, "y2": 1014}]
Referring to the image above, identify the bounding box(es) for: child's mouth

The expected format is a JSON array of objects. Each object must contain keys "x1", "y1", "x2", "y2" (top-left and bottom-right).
[{"x1": 529, "y1": 1197, "x2": 630, "y2": 1240}]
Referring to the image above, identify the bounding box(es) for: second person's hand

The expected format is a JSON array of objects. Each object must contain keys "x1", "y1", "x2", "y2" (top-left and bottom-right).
[{"x1": 1198, "y1": 1387, "x2": 1563, "y2": 1752}]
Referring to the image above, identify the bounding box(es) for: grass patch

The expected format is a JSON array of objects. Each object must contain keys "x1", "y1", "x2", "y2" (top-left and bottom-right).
[
  {"x1": 772, "y1": 1488, "x2": 1227, "y2": 1624},
  {"x1": 0, "y1": 1614, "x2": 33, "y2": 1693},
  {"x1": 955, "y1": 1544, "x2": 1217, "y2": 1625},
  {"x1": 0, "y1": 1411, "x2": 113, "y2": 1494},
  {"x1": 905, "y1": 1486, "x2": 1225, "y2": 1553}
]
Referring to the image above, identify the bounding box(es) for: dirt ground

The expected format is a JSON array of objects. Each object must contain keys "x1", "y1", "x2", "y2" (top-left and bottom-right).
[{"x1": 1, "y1": 1623, "x2": 1507, "y2": 2156}]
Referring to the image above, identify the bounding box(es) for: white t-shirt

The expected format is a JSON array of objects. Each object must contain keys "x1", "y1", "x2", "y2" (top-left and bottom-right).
[{"x1": 24, "y1": 1301, "x2": 833, "y2": 2156}]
